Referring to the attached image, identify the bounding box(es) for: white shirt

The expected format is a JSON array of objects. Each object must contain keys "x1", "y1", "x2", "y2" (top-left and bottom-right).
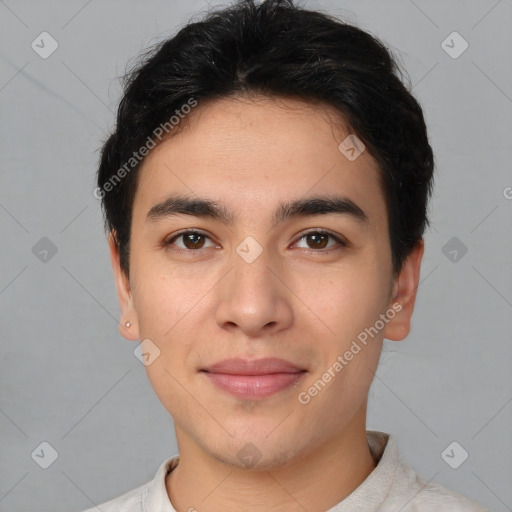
[{"x1": 81, "y1": 431, "x2": 489, "y2": 511}]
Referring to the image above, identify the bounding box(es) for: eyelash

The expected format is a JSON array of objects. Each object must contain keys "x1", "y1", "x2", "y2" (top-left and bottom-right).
[{"x1": 162, "y1": 228, "x2": 347, "y2": 255}]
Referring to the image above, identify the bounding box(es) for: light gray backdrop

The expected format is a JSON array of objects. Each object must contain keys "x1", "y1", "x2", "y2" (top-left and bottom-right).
[{"x1": 1, "y1": 1, "x2": 511, "y2": 511}]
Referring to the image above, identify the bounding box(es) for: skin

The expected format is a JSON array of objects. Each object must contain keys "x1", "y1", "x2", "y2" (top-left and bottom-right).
[{"x1": 109, "y1": 95, "x2": 424, "y2": 512}]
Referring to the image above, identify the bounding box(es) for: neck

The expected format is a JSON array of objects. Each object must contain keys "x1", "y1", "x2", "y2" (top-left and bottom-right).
[{"x1": 166, "y1": 412, "x2": 376, "y2": 512}]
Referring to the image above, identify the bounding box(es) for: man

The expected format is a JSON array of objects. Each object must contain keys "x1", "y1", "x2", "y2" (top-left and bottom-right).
[{"x1": 86, "y1": 0, "x2": 488, "y2": 510}]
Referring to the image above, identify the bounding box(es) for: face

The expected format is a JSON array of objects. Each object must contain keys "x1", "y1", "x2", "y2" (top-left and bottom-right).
[{"x1": 110, "y1": 95, "x2": 422, "y2": 469}]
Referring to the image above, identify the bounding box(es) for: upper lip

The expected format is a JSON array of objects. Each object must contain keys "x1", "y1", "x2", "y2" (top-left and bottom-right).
[{"x1": 202, "y1": 357, "x2": 306, "y2": 375}]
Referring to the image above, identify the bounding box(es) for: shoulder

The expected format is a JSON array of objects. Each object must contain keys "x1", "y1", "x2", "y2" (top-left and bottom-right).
[
  {"x1": 384, "y1": 440, "x2": 490, "y2": 512},
  {"x1": 80, "y1": 481, "x2": 148, "y2": 512},
  {"x1": 78, "y1": 455, "x2": 179, "y2": 512},
  {"x1": 398, "y1": 478, "x2": 491, "y2": 511}
]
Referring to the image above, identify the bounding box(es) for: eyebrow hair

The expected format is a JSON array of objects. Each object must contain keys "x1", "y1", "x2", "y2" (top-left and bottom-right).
[{"x1": 145, "y1": 194, "x2": 368, "y2": 227}]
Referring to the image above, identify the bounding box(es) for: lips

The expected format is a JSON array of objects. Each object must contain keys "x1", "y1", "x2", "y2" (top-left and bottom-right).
[
  {"x1": 202, "y1": 357, "x2": 305, "y2": 375},
  {"x1": 201, "y1": 357, "x2": 307, "y2": 399}
]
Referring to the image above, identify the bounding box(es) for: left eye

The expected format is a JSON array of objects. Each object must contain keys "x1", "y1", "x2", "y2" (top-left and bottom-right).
[{"x1": 295, "y1": 231, "x2": 345, "y2": 251}]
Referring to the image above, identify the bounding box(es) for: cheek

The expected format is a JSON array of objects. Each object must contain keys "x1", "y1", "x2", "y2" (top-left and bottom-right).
[
  {"x1": 131, "y1": 271, "x2": 203, "y2": 407},
  {"x1": 132, "y1": 262, "x2": 211, "y2": 338},
  {"x1": 143, "y1": 361, "x2": 195, "y2": 425},
  {"x1": 298, "y1": 262, "x2": 389, "y2": 341},
  {"x1": 135, "y1": 275, "x2": 202, "y2": 418}
]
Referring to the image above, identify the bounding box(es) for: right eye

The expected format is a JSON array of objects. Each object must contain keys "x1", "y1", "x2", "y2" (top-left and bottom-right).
[{"x1": 163, "y1": 230, "x2": 218, "y2": 252}]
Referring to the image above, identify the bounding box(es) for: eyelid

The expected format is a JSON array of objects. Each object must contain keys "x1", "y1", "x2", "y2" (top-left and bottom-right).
[
  {"x1": 165, "y1": 228, "x2": 209, "y2": 241},
  {"x1": 293, "y1": 228, "x2": 348, "y2": 251},
  {"x1": 164, "y1": 228, "x2": 218, "y2": 248}
]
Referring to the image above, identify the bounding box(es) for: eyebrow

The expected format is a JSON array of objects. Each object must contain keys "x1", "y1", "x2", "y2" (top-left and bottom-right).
[{"x1": 145, "y1": 194, "x2": 368, "y2": 228}]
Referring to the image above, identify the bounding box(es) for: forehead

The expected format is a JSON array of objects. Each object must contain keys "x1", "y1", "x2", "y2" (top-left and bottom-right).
[{"x1": 132, "y1": 95, "x2": 387, "y2": 229}]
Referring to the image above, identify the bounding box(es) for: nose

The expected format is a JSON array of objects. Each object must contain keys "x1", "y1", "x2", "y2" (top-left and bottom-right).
[{"x1": 215, "y1": 248, "x2": 294, "y2": 338}]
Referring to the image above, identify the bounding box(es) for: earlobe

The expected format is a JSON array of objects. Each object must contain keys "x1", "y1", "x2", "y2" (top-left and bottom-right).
[
  {"x1": 383, "y1": 240, "x2": 424, "y2": 342},
  {"x1": 108, "y1": 231, "x2": 140, "y2": 341}
]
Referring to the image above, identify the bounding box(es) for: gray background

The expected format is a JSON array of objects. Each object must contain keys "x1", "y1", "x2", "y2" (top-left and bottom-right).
[{"x1": 1, "y1": 1, "x2": 511, "y2": 511}]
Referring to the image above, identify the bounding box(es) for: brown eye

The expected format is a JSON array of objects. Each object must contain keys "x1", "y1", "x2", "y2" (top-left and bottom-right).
[
  {"x1": 183, "y1": 233, "x2": 204, "y2": 249},
  {"x1": 306, "y1": 232, "x2": 329, "y2": 249},
  {"x1": 295, "y1": 230, "x2": 346, "y2": 251},
  {"x1": 165, "y1": 231, "x2": 216, "y2": 251}
]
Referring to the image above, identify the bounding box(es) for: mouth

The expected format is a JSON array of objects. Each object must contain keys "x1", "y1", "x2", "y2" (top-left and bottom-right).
[{"x1": 200, "y1": 357, "x2": 307, "y2": 400}]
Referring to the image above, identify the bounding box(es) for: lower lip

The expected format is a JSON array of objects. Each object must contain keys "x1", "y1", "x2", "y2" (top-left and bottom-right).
[{"x1": 202, "y1": 371, "x2": 306, "y2": 399}]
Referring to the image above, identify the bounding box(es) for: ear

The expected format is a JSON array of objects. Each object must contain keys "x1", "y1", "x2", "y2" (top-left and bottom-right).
[
  {"x1": 383, "y1": 240, "x2": 424, "y2": 341},
  {"x1": 108, "y1": 231, "x2": 140, "y2": 341}
]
